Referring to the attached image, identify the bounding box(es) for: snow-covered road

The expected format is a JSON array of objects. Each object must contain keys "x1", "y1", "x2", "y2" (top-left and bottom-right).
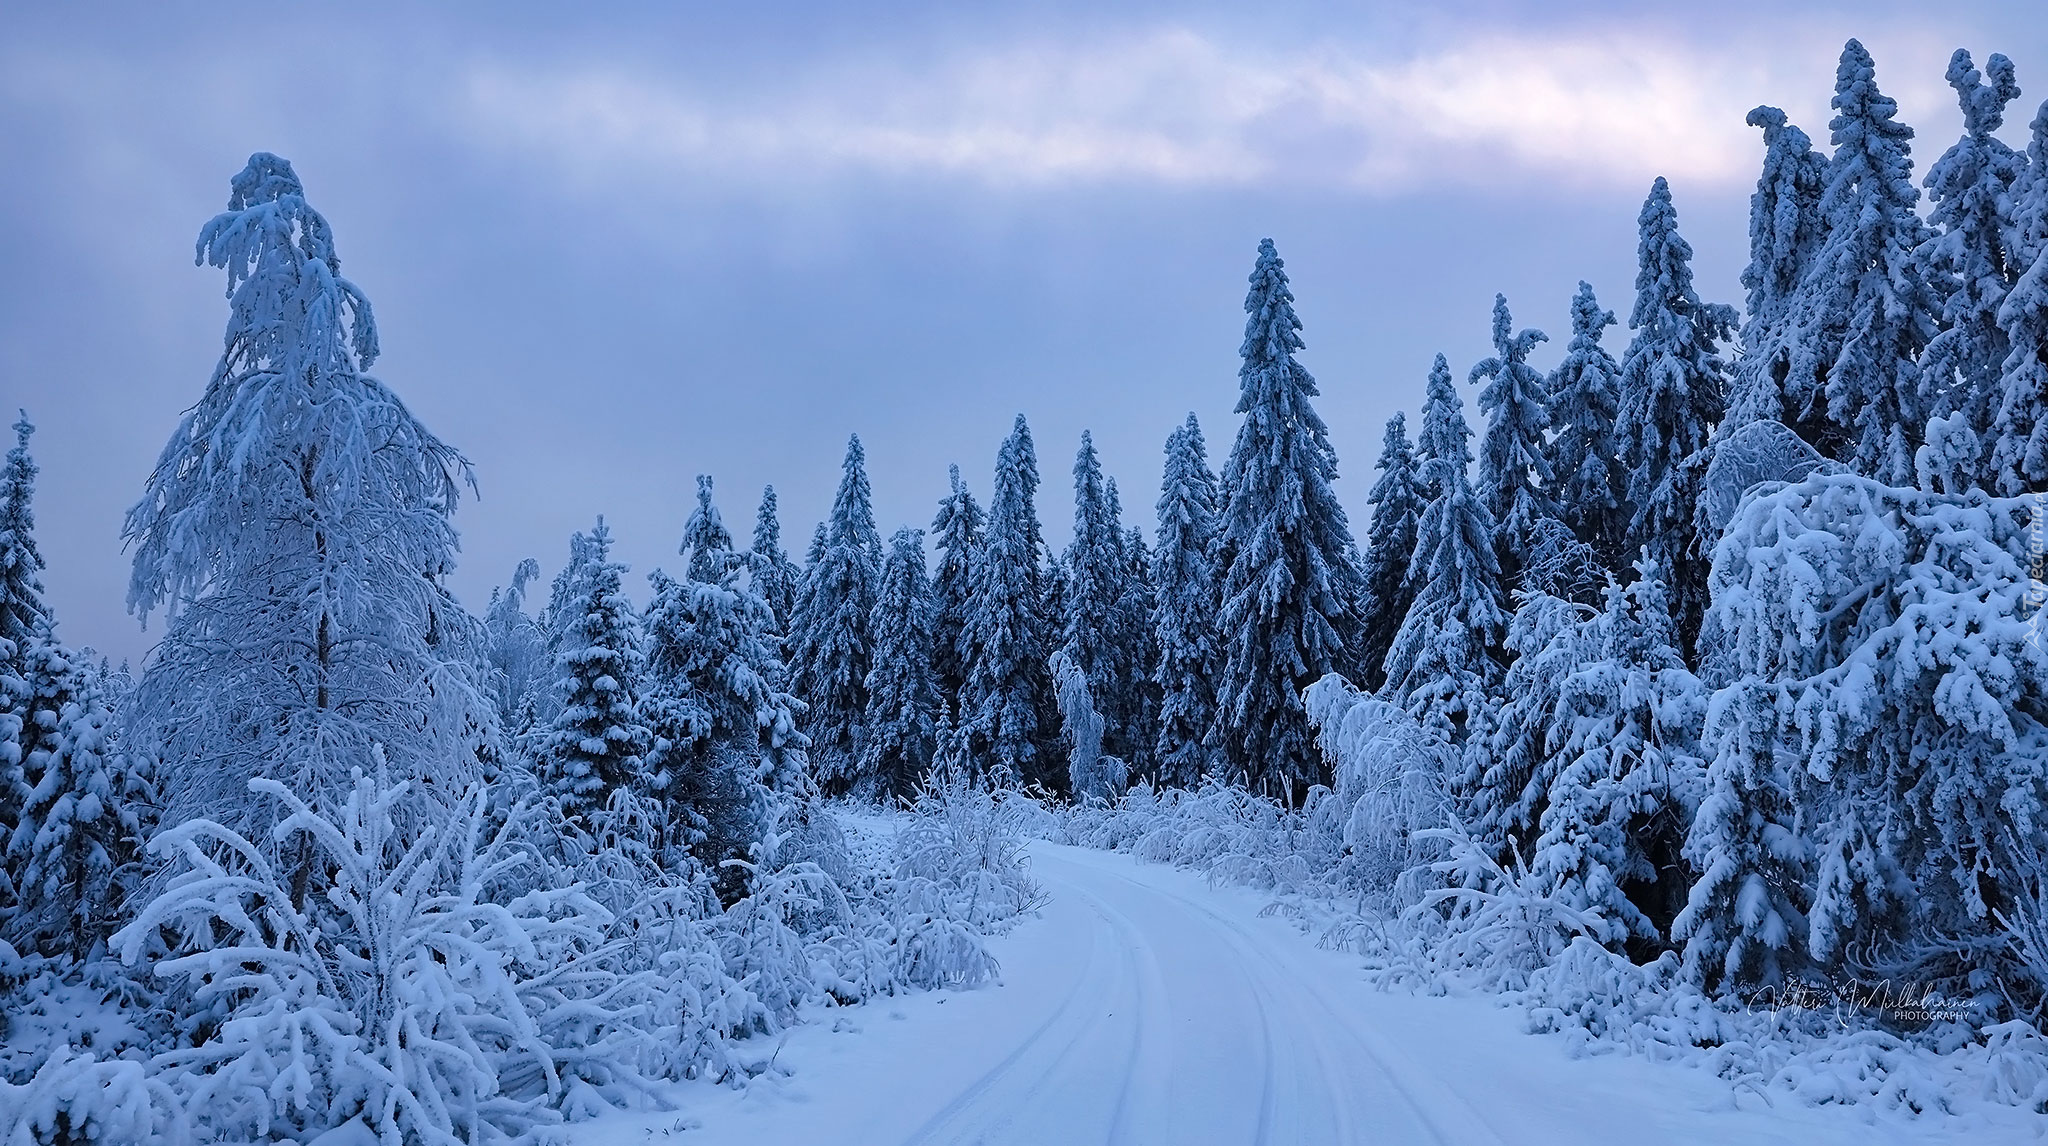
[
  {"x1": 577, "y1": 842, "x2": 2016, "y2": 1145},
  {"x1": 889, "y1": 844, "x2": 1502, "y2": 1145}
]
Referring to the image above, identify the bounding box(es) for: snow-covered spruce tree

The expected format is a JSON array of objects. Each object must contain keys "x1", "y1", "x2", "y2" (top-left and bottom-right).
[
  {"x1": 1674, "y1": 472, "x2": 2048, "y2": 999},
  {"x1": 1782, "y1": 40, "x2": 1940, "y2": 482},
  {"x1": 1150, "y1": 415, "x2": 1220, "y2": 786},
  {"x1": 1211, "y1": 239, "x2": 1363, "y2": 794},
  {"x1": 861, "y1": 528, "x2": 938, "y2": 803},
  {"x1": 1357, "y1": 413, "x2": 1424, "y2": 690},
  {"x1": 682, "y1": 474, "x2": 737, "y2": 585},
  {"x1": 0, "y1": 413, "x2": 46, "y2": 660},
  {"x1": 928, "y1": 465, "x2": 984, "y2": 720},
  {"x1": 0, "y1": 412, "x2": 50, "y2": 896},
  {"x1": 532, "y1": 518, "x2": 650, "y2": 833},
  {"x1": 1117, "y1": 519, "x2": 1159, "y2": 781},
  {"x1": 7, "y1": 636, "x2": 153, "y2": 960},
  {"x1": 641, "y1": 489, "x2": 810, "y2": 896},
  {"x1": 0, "y1": 417, "x2": 155, "y2": 962},
  {"x1": 961, "y1": 415, "x2": 1058, "y2": 790},
  {"x1": 483, "y1": 558, "x2": 547, "y2": 734},
  {"x1": 1470, "y1": 592, "x2": 1594, "y2": 867},
  {"x1": 123, "y1": 154, "x2": 491, "y2": 866},
  {"x1": 1615, "y1": 176, "x2": 1736, "y2": 655},
  {"x1": 1992, "y1": 101, "x2": 2048, "y2": 495},
  {"x1": 1546, "y1": 284, "x2": 1628, "y2": 569},
  {"x1": 1061, "y1": 433, "x2": 1146, "y2": 771},
  {"x1": 1918, "y1": 49, "x2": 2025, "y2": 473},
  {"x1": 1528, "y1": 560, "x2": 1706, "y2": 954},
  {"x1": 1471, "y1": 293, "x2": 1559, "y2": 593},
  {"x1": 789, "y1": 434, "x2": 881, "y2": 795},
  {"x1": 1727, "y1": 106, "x2": 1829, "y2": 430},
  {"x1": 1384, "y1": 355, "x2": 1505, "y2": 747},
  {"x1": 748, "y1": 485, "x2": 800, "y2": 643}
]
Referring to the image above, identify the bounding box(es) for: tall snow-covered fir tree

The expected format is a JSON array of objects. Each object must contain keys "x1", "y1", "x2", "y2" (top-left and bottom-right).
[
  {"x1": 0, "y1": 413, "x2": 49, "y2": 875},
  {"x1": 0, "y1": 417, "x2": 152, "y2": 960},
  {"x1": 749, "y1": 485, "x2": 800, "y2": 641},
  {"x1": 1357, "y1": 413, "x2": 1424, "y2": 690},
  {"x1": 1149, "y1": 415, "x2": 1220, "y2": 786},
  {"x1": 1116, "y1": 515, "x2": 1159, "y2": 780},
  {"x1": 1382, "y1": 354, "x2": 1505, "y2": 745},
  {"x1": 1991, "y1": 95, "x2": 2048, "y2": 494},
  {"x1": 861, "y1": 528, "x2": 938, "y2": 803},
  {"x1": 1615, "y1": 176, "x2": 1736, "y2": 654},
  {"x1": 122, "y1": 154, "x2": 491, "y2": 864},
  {"x1": 1917, "y1": 49, "x2": 2025, "y2": 474},
  {"x1": 1783, "y1": 40, "x2": 1941, "y2": 482},
  {"x1": 928, "y1": 464, "x2": 983, "y2": 720},
  {"x1": 1470, "y1": 293, "x2": 1558, "y2": 592},
  {"x1": 0, "y1": 413, "x2": 46, "y2": 660},
  {"x1": 642, "y1": 485, "x2": 809, "y2": 891},
  {"x1": 1546, "y1": 284, "x2": 1627, "y2": 568},
  {"x1": 1728, "y1": 106, "x2": 1829, "y2": 430},
  {"x1": 961, "y1": 415, "x2": 1058, "y2": 789},
  {"x1": 1211, "y1": 239, "x2": 1362, "y2": 793},
  {"x1": 1061, "y1": 433, "x2": 1147, "y2": 771},
  {"x1": 533, "y1": 518, "x2": 650, "y2": 831},
  {"x1": 789, "y1": 434, "x2": 881, "y2": 794}
]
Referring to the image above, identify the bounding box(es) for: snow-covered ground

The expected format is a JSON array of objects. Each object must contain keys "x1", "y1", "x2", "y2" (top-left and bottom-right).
[{"x1": 570, "y1": 841, "x2": 2036, "y2": 1145}]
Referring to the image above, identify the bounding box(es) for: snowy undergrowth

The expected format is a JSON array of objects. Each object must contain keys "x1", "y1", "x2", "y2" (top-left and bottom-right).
[
  {"x1": 1050, "y1": 676, "x2": 2048, "y2": 1121},
  {"x1": 0, "y1": 771, "x2": 1041, "y2": 1145}
]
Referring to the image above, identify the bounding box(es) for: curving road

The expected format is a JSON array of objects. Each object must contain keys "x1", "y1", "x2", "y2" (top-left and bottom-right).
[{"x1": 890, "y1": 844, "x2": 1506, "y2": 1146}]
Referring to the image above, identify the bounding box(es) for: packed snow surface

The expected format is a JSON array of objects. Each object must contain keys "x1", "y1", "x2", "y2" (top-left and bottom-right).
[{"x1": 571, "y1": 841, "x2": 2024, "y2": 1145}]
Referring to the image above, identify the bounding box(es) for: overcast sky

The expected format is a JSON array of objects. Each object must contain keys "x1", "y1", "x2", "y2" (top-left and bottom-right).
[{"x1": 4, "y1": 1, "x2": 2043, "y2": 662}]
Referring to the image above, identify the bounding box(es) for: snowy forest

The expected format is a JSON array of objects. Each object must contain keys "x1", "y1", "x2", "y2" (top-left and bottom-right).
[{"x1": 3, "y1": 35, "x2": 2048, "y2": 1144}]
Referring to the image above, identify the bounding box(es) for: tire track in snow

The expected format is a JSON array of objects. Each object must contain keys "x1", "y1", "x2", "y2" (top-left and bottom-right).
[
  {"x1": 1062, "y1": 848, "x2": 1507, "y2": 1146},
  {"x1": 1053, "y1": 851, "x2": 1336, "y2": 1146},
  {"x1": 897, "y1": 888, "x2": 1137, "y2": 1145},
  {"x1": 1055, "y1": 878, "x2": 1183, "y2": 1146}
]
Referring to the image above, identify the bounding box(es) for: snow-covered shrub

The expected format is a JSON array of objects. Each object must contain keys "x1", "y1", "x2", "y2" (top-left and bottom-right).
[
  {"x1": 113, "y1": 768, "x2": 644, "y2": 1145},
  {"x1": 1374, "y1": 824, "x2": 1603, "y2": 993},
  {"x1": 1301, "y1": 674, "x2": 1454, "y2": 906},
  {"x1": 710, "y1": 816, "x2": 852, "y2": 1030},
  {"x1": 0, "y1": 1048, "x2": 181, "y2": 1146},
  {"x1": 890, "y1": 771, "x2": 1043, "y2": 933}
]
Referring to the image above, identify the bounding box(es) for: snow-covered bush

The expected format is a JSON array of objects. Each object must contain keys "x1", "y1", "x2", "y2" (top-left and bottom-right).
[
  {"x1": 0, "y1": 1048, "x2": 180, "y2": 1146},
  {"x1": 113, "y1": 767, "x2": 642, "y2": 1145},
  {"x1": 890, "y1": 770, "x2": 1043, "y2": 933},
  {"x1": 1302, "y1": 674, "x2": 1454, "y2": 902}
]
